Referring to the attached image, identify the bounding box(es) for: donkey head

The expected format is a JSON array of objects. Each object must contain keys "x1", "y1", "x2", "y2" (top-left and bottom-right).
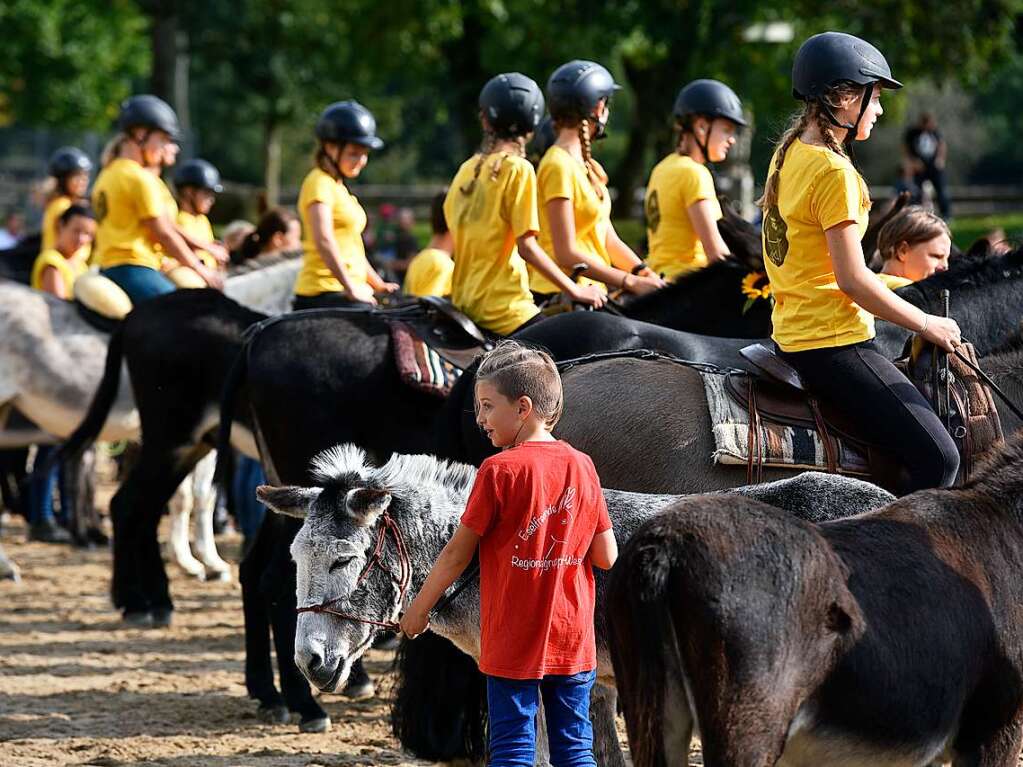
[{"x1": 257, "y1": 444, "x2": 475, "y2": 692}]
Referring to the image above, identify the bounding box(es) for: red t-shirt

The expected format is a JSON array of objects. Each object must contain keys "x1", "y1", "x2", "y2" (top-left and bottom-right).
[{"x1": 460, "y1": 440, "x2": 612, "y2": 680}]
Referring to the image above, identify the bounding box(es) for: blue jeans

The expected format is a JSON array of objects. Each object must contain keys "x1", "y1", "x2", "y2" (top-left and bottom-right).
[
  {"x1": 231, "y1": 455, "x2": 266, "y2": 540},
  {"x1": 30, "y1": 445, "x2": 66, "y2": 525},
  {"x1": 100, "y1": 265, "x2": 176, "y2": 304},
  {"x1": 486, "y1": 670, "x2": 596, "y2": 767}
]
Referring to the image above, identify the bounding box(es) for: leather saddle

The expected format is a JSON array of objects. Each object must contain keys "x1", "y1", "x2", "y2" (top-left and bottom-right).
[
  {"x1": 732, "y1": 342, "x2": 1003, "y2": 487},
  {"x1": 728, "y1": 344, "x2": 881, "y2": 478},
  {"x1": 400, "y1": 296, "x2": 493, "y2": 370}
]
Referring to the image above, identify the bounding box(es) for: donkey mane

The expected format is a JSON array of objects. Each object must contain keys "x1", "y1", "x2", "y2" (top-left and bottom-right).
[
  {"x1": 626, "y1": 259, "x2": 749, "y2": 311},
  {"x1": 911, "y1": 245, "x2": 1023, "y2": 295},
  {"x1": 965, "y1": 435, "x2": 1023, "y2": 498},
  {"x1": 312, "y1": 444, "x2": 477, "y2": 500}
]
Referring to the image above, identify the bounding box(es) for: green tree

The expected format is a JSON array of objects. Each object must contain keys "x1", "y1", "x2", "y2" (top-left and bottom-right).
[{"x1": 0, "y1": 0, "x2": 149, "y2": 129}]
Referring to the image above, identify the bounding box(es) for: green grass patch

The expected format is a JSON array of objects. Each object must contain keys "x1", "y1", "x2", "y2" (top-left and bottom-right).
[{"x1": 950, "y1": 213, "x2": 1023, "y2": 250}]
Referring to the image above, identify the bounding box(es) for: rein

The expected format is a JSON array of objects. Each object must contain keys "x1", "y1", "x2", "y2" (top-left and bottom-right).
[
  {"x1": 956, "y1": 340, "x2": 1023, "y2": 423},
  {"x1": 296, "y1": 511, "x2": 412, "y2": 631}
]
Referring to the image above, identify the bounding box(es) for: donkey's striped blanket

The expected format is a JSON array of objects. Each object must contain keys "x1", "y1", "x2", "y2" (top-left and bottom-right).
[
  {"x1": 390, "y1": 321, "x2": 463, "y2": 397},
  {"x1": 701, "y1": 371, "x2": 869, "y2": 474}
]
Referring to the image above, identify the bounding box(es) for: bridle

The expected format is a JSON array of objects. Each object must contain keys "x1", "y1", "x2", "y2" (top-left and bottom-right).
[{"x1": 296, "y1": 511, "x2": 412, "y2": 631}]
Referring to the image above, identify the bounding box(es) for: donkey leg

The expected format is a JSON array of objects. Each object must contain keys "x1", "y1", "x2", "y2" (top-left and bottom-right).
[
  {"x1": 239, "y1": 520, "x2": 286, "y2": 720},
  {"x1": 590, "y1": 683, "x2": 628, "y2": 767},
  {"x1": 192, "y1": 452, "x2": 231, "y2": 581},
  {"x1": 269, "y1": 589, "x2": 330, "y2": 732},
  {"x1": 168, "y1": 478, "x2": 207, "y2": 580}
]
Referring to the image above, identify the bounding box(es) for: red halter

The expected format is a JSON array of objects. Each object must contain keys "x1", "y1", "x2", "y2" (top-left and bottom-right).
[{"x1": 295, "y1": 511, "x2": 412, "y2": 631}]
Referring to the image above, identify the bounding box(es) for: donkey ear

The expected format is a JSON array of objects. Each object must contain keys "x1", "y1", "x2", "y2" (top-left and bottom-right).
[
  {"x1": 256, "y1": 485, "x2": 320, "y2": 519},
  {"x1": 345, "y1": 487, "x2": 392, "y2": 526}
]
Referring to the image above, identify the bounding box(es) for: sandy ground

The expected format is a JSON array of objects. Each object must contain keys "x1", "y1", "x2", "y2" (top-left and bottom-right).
[{"x1": 0, "y1": 470, "x2": 700, "y2": 766}]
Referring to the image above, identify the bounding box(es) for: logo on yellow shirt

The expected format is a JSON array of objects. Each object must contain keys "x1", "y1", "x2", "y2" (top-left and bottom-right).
[
  {"x1": 763, "y1": 205, "x2": 788, "y2": 266},
  {"x1": 645, "y1": 189, "x2": 661, "y2": 233},
  {"x1": 94, "y1": 191, "x2": 108, "y2": 223}
]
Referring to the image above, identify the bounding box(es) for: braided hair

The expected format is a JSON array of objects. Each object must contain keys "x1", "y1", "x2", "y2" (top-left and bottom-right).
[{"x1": 576, "y1": 119, "x2": 608, "y2": 201}]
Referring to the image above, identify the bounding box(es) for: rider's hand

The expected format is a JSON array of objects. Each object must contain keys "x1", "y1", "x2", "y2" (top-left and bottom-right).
[
  {"x1": 380, "y1": 282, "x2": 401, "y2": 294},
  {"x1": 636, "y1": 265, "x2": 662, "y2": 278},
  {"x1": 567, "y1": 284, "x2": 606, "y2": 309},
  {"x1": 399, "y1": 606, "x2": 430, "y2": 639},
  {"x1": 349, "y1": 282, "x2": 378, "y2": 305},
  {"x1": 199, "y1": 265, "x2": 224, "y2": 291},
  {"x1": 920, "y1": 315, "x2": 962, "y2": 352},
  {"x1": 206, "y1": 242, "x2": 231, "y2": 266},
  {"x1": 624, "y1": 273, "x2": 666, "y2": 295}
]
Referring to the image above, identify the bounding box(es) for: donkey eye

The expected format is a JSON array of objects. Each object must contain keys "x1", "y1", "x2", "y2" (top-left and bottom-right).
[{"x1": 329, "y1": 556, "x2": 354, "y2": 573}]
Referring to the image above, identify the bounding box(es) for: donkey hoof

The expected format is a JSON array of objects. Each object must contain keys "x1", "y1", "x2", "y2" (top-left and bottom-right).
[
  {"x1": 151, "y1": 608, "x2": 173, "y2": 628},
  {"x1": 257, "y1": 704, "x2": 290, "y2": 724},
  {"x1": 209, "y1": 568, "x2": 231, "y2": 582},
  {"x1": 122, "y1": 610, "x2": 154, "y2": 628},
  {"x1": 298, "y1": 715, "x2": 331, "y2": 733}
]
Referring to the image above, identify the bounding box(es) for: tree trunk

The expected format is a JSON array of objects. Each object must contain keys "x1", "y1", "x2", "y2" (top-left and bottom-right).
[
  {"x1": 264, "y1": 118, "x2": 282, "y2": 208},
  {"x1": 148, "y1": 1, "x2": 190, "y2": 137},
  {"x1": 440, "y1": 0, "x2": 486, "y2": 157}
]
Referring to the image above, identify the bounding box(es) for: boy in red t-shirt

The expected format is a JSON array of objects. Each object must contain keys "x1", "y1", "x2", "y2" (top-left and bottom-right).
[{"x1": 400, "y1": 340, "x2": 618, "y2": 765}]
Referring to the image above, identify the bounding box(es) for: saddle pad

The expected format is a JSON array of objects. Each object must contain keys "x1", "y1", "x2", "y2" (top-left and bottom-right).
[
  {"x1": 390, "y1": 321, "x2": 463, "y2": 398},
  {"x1": 701, "y1": 371, "x2": 870, "y2": 474}
]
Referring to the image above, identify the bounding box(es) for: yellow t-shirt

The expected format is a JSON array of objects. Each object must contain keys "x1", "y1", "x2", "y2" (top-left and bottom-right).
[
  {"x1": 445, "y1": 152, "x2": 540, "y2": 335},
  {"x1": 644, "y1": 154, "x2": 722, "y2": 280},
  {"x1": 31, "y1": 248, "x2": 89, "y2": 297},
  {"x1": 762, "y1": 139, "x2": 872, "y2": 352},
  {"x1": 530, "y1": 145, "x2": 612, "y2": 295},
  {"x1": 403, "y1": 247, "x2": 454, "y2": 297},
  {"x1": 176, "y1": 210, "x2": 217, "y2": 269},
  {"x1": 295, "y1": 167, "x2": 370, "y2": 297},
  {"x1": 877, "y1": 272, "x2": 914, "y2": 290},
  {"x1": 91, "y1": 158, "x2": 167, "y2": 271},
  {"x1": 41, "y1": 195, "x2": 92, "y2": 263}
]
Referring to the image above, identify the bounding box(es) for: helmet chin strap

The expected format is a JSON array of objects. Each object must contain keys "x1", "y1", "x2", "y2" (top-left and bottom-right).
[
  {"x1": 323, "y1": 143, "x2": 345, "y2": 180},
  {"x1": 816, "y1": 83, "x2": 874, "y2": 166},
  {"x1": 695, "y1": 119, "x2": 718, "y2": 178}
]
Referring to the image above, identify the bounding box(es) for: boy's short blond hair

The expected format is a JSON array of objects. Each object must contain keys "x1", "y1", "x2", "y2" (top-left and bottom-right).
[{"x1": 475, "y1": 340, "x2": 564, "y2": 428}]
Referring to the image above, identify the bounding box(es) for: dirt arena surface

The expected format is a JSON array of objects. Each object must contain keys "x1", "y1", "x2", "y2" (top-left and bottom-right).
[{"x1": 0, "y1": 510, "x2": 684, "y2": 767}]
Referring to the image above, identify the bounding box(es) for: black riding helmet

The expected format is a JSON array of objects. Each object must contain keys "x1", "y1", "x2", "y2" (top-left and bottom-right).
[
  {"x1": 48, "y1": 147, "x2": 92, "y2": 178},
  {"x1": 792, "y1": 32, "x2": 901, "y2": 147},
  {"x1": 174, "y1": 158, "x2": 223, "y2": 193},
  {"x1": 315, "y1": 100, "x2": 384, "y2": 150},
  {"x1": 117, "y1": 95, "x2": 182, "y2": 141},
  {"x1": 673, "y1": 80, "x2": 747, "y2": 127},
  {"x1": 547, "y1": 60, "x2": 621, "y2": 138},
  {"x1": 479, "y1": 73, "x2": 545, "y2": 139}
]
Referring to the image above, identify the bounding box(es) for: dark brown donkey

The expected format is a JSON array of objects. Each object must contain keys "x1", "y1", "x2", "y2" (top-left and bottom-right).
[{"x1": 606, "y1": 438, "x2": 1023, "y2": 767}]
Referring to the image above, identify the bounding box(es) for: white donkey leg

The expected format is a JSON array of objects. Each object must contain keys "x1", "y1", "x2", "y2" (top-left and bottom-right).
[
  {"x1": 168, "y1": 473, "x2": 206, "y2": 580},
  {"x1": 192, "y1": 451, "x2": 231, "y2": 581}
]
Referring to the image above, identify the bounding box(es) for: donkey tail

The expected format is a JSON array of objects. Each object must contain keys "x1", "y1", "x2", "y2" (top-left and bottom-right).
[
  {"x1": 59, "y1": 322, "x2": 125, "y2": 463},
  {"x1": 214, "y1": 343, "x2": 249, "y2": 489},
  {"x1": 606, "y1": 516, "x2": 689, "y2": 767}
]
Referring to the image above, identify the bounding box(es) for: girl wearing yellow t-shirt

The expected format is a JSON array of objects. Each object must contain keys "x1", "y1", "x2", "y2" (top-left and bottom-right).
[
  {"x1": 875, "y1": 206, "x2": 951, "y2": 290},
  {"x1": 293, "y1": 100, "x2": 397, "y2": 309},
  {"x1": 173, "y1": 159, "x2": 230, "y2": 271},
  {"x1": 445, "y1": 73, "x2": 604, "y2": 336},
  {"x1": 644, "y1": 80, "x2": 745, "y2": 280},
  {"x1": 92, "y1": 95, "x2": 222, "y2": 303},
  {"x1": 531, "y1": 60, "x2": 665, "y2": 302},
  {"x1": 41, "y1": 147, "x2": 92, "y2": 253},
  {"x1": 760, "y1": 32, "x2": 960, "y2": 493},
  {"x1": 31, "y1": 204, "x2": 95, "y2": 299},
  {"x1": 403, "y1": 191, "x2": 454, "y2": 298}
]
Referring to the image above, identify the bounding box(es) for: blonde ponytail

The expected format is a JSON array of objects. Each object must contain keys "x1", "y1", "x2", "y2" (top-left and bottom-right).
[
  {"x1": 578, "y1": 119, "x2": 608, "y2": 201},
  {"x1": 460, "y1": 130, "x2": 497, "y2": 195}
]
